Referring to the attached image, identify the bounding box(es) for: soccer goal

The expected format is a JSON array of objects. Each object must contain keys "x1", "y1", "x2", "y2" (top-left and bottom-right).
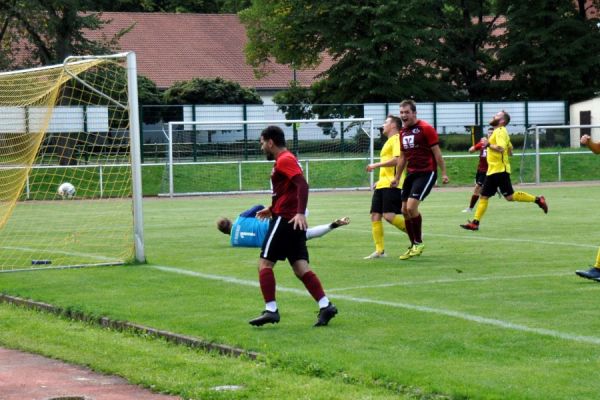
[
  {"x1": 160, "y1": 118, "x2": 376, "y2": 196},
  {"x1": 0, "y1": 52, "x2": 144, "y2": 272},
  {"x1": 519, "y1": 124, "x2": 600, "y2": 184}
]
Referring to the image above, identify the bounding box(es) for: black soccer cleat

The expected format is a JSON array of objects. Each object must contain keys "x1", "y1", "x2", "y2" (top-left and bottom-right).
[
  {"x1": 314, "y1": 303, "x2": 338, "y2": 327},
  {"x1": 575, "y1": 267, "x2": 600, "y2": 281},
  {"x1": 249, "y1": 310, "x2": 280, "y2": 326}
]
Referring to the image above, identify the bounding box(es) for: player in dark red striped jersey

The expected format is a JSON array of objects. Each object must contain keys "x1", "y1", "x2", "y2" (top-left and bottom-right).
[
  {"x1": 249, "y1": 126, "x2": 337, "y2": 327},
  {"x1": 392, "y1": 100, "x2": 449, "y2": 260},
  {"x1": 463, "y1": 127, "x2": 493, "y2": 213}
]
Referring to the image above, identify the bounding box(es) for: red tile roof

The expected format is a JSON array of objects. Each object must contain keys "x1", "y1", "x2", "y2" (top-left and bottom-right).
[{"x1": 86, "y1": 12, "x2": 334, "y2": 89}]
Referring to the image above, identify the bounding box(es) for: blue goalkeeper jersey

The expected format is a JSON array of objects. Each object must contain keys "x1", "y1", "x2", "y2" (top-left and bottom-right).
[{"x1": 230, "y1": 205, "x2": 269, "y2": 247}]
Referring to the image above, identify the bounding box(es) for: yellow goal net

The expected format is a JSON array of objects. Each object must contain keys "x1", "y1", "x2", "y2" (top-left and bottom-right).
[{"x1": 0, "y1": 53, "x2": 144, "y2": 272}]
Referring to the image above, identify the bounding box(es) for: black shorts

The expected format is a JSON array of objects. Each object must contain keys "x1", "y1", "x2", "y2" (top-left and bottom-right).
[
  {"x1": 401, "y1": 171, "x2": 437, "y2": 202},
  {"x1": 370, "y1": 187, "x2": 402, "y2": 214},
  {"x1": 475, "y1": 170, "x2": 486, "y2": 186},
  {"x1": 481, "y1": 172, "x2": 514, "y2": 197},
  {"x1": 260, "y1": 215, "x2": 309, "y2": 265}
]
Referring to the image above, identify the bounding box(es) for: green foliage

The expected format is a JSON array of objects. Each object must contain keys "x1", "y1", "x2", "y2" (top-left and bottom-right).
[
  {"x1": 137, "y1": 74, "x2": 162, "y2": 105},
  {"x1": 496, "y1": 0, "x2": 600, "y2": 101},
  {"x1": 240, "y1": 1, "x2": 451, "y2": 103},
  {"x1": 425, "y1": 0, "x2": 503, "y2": 100},
  {"x1": 90, "y1": 0, "x2": 252, "y2": 13},
  {"x1": 0, "y1": 0, "x2": 129, "y2": 67},
  {"x1": 240, "y1": 0, "x2": 600, "y2": 102},
  {"x1": 273, "y1": 80, "x2": 314, "y2": 121},
  {"x1": 163, "y1": 77, "x2": 262, "y2": 105}
]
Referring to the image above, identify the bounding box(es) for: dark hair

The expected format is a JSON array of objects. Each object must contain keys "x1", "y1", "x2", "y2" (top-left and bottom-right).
[
  {"x1": 501, "y1": 111, "x2": 511, "y2": 125},
  {"x1": 261, "y1": 125, "x2": 286, "y2": 147},
  {"x1": 400, "y1": 99, "x2": 417, "y2": 112},
  {"x1": 387, "y1": 114, "x2": 402, "y2": 130},
  {"x1": 217, "y1": 217, "x2": 232, "y2": 235}
]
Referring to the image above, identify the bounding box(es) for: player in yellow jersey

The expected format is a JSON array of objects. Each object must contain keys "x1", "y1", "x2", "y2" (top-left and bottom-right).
[
  {"x1": 364, "y1": 115, "x2": 407, "y2": 259},
  {"x1": 460, "y1": 110, "x2": 548, "y2": 231},
  {"x1": 575, "y1": 134, "x2": 600, "y2": 281}
]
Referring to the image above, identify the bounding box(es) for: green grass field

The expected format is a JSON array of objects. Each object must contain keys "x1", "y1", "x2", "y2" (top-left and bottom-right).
[{"x1": 2, "y1": 184, "x2": 600, "y2": 399}]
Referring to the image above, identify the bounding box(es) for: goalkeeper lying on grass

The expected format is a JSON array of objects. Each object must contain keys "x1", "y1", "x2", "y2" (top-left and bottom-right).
[{"x1": 217, "y1": 205, "x2": 349, "y2": 247}]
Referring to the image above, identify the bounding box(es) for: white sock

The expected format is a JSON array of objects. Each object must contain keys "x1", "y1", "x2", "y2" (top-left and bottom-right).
[
  {"x1": 318, "y1": 296, "x2": 330, "y2": 309},
  {"x1": 265, "y1": 301, "x2": 277, "y2": 312},
  {"x1": 306, "y1": 224, "x2": 332, "y2": 240}
]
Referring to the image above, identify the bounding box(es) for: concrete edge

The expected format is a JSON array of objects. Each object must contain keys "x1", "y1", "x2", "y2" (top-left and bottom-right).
[{"x1": 0, "y1": 293, "x2": 260, "y2": 360}]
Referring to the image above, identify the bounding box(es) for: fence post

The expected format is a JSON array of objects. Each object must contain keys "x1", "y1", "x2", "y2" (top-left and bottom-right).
[
  {"x1": 525, "y1": 101, "x2": 529, "y2": 131},
  {"x1": 557, "y1": 152, "x2": 561, "y2": 182},
  {"x1": 433, "y1": 101, "x2": 437, "y2": 131},
  {"x1": 139, "y1": 106, "x2": 145, "y2": 163},
  {"x1": 243, "y1": 104, "x2": 248, "y2": 160},
  {"x1": 238, "y1": 161, "x2": 243, "y2": 191},
  {"x1": 192, "y1": 105, "x2": 197, "y2": 162},
  {"x1": 340, "y1": 120, "x2": 345, "y2": 158}
]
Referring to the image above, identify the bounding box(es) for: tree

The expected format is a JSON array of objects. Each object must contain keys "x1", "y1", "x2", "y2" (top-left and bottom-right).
[
  {"x1": 425, "y1": 0, "x2": 503, "y2": 100},
  {"x1": 163, "y1": 77, "x2": 262, "y2": 104},
  {"x1": 0, "y1": 0, "x2": 130, "y2": 67},
  {"x1": 90, "y1": 0, "x2": 251, "y2": 13},
  {"x1": 495, "y1": 0, "x2": 600, "y2": 101},
  {"x1": 272, "y1": 80, "x2": 314, "y2": 121},
  {"x1": 240, "y1": 1, "x2": 452, "y2": 104},
  {"x1": 137, "y1": 74, "x2": 162, "y2": 106}
]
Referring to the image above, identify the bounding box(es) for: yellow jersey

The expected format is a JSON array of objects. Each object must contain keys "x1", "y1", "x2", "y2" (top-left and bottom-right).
[
  {"x1": 486, "y1": 126, "x2": 511, "y2": 175},
  {"x1": 376, "y1": 133, "x2": 406, "y2": 189}
]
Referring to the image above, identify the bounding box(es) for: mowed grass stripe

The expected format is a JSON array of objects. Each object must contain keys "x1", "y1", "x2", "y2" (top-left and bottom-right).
[{"x1": 150, "y1": 265, "x2": 600, "y2": 345}]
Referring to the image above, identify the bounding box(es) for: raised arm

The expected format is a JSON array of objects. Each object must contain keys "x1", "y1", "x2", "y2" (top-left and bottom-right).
[{"x1": 581, "y1": 135, "x2": 600, "y2": 154}]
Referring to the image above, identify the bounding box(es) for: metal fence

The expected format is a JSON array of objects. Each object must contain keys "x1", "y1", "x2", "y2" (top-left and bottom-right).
[{"x1": 139, "y1": 101, "x2": 568, "y2": 160}]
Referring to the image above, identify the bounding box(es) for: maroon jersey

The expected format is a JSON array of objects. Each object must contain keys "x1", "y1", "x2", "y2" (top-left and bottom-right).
[
  {"x1": 400, "y1": 120, "x2": 439, "y2": 173},
  {"x1": 270, "y1": 150, "x2": 307, "y2": 219},
  {"x1": 474, "y1": 140, "x2": 489, "y2": 172}
]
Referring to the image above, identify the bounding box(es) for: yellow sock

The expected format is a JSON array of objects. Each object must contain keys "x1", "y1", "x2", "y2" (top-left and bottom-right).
[
  {"x1": 595, "y1": 247, "x2": 600, "y2": 268},
  {"x1": 372, "y1": 221, "x2": 384, "y2": 253},
  {"x1": 474, "y1": 197, "x2": 488, "y2": 222},
  {"x1": 390, "y1": 215, "x2": 406, "y2": 232},
  {"x1": 513, "y1": 191, "x2": 535, "y2": 202}
]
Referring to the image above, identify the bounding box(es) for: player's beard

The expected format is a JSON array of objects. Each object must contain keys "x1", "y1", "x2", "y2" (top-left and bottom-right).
[
  {"x1": 265, "y1": 151, "x2": 274, "y2": 161},
  {"x1": 489, "y1": 118, "x2": 500, "y2": 127}
]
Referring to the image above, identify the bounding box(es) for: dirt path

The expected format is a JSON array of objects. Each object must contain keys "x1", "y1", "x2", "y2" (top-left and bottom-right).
[{"x1": 0, "y1": 347, "x2": 181, "y2": 400}]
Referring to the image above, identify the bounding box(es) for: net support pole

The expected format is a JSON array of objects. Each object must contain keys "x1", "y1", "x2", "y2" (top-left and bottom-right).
[
  {"x1": 535, "y1": 126, "x2": 541, "y2": 184},
  {"x1": 369, "y1": 123, "x2": 374, "y2": 189},
  {"x1": 126, "y1": 52, "x2": 146, "y2": 263},
  {"x1": 168, "y1": 123, "x2": 174, "y2": 198}
]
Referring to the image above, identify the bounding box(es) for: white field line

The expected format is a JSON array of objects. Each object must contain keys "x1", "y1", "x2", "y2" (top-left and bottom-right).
[
  {"x1": 328, "y1": 272, "x2": 572, "y2": 292},
  {"x1": 150, "y1": 265, "x2": 600, "y2": 345},
  {"x1": 344, "y1": 227, "x2": 599, "y2": 249}
]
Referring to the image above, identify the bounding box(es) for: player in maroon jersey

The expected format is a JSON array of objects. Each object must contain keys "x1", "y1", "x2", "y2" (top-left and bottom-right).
[
  {"x1": 391, "y1": 99, "x2": 449, "y2": 260},
  {"x1": 249, "y1": 125, "x2": 338, "y2": 327},
  {"x1": 462, "y1": 127, "x2": 493, "y2": 213}
]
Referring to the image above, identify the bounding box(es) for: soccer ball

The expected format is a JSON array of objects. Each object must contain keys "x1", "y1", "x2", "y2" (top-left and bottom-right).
[{"x1": 57, "y1": 182, "x2": 76, "y2": 199}]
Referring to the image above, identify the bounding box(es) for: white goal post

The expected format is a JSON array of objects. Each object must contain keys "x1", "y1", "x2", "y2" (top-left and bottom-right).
[
  {"x1": 524, "y1": 124, "x2": 600, "y2": 184},
  {"x1": 0, "y1": 52, "x2": 145, "y2": 271},
  {"x1": 162, "y1": 118, "x2": 376, "y2": 197}
]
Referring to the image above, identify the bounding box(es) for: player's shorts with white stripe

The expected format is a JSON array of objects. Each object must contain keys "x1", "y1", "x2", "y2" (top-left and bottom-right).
[
  {"x1": 401, "y1": 171, "x2": 437, "y2": 202},
  {"x1": 260, "y1": 215, "x2": 309, "y2": 265}
]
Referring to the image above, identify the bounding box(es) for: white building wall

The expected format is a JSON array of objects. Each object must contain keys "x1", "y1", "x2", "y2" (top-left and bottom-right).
[{"x1": 569, "y1": 97, "x2": 600, "y2": 146}]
